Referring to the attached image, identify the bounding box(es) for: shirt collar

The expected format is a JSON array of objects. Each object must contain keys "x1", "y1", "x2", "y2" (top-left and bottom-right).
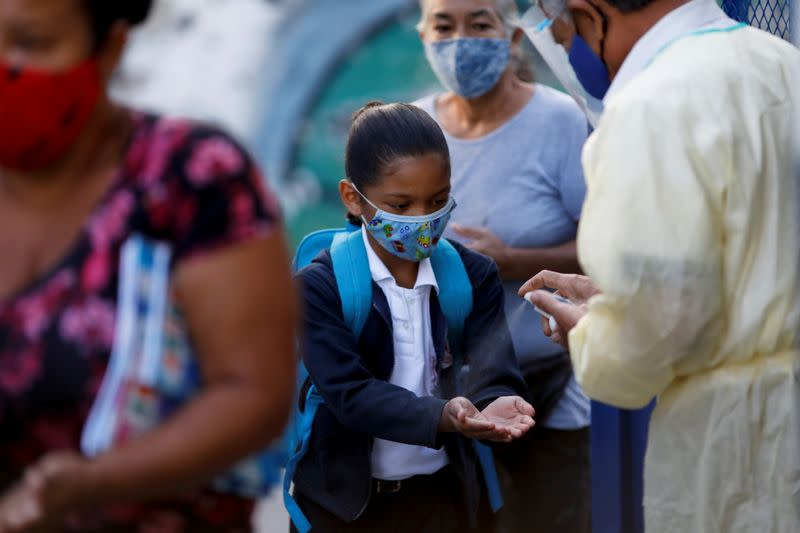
[
  {"x1": 603, "y1": 0, "x2": 735, "y2": 104},
  {"x1": 361, "y1": 226, "x2": 439, "y2": 293}
]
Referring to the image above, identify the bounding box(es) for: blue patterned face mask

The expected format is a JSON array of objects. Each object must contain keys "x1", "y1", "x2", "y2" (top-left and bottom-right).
[
  {"x1": 352, "y1": 184, "x2": 456, "y2": 262},
  {"x1": 424, "y1": 38, "x2": 511, "y2": 99}
]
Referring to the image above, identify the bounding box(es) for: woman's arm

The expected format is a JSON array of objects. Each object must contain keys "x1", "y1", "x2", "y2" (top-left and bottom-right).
[
  {"x1": 450, "y1": 227, "x2": 581, "y2": 281},
  {"x1": 0, "y1": 233, "x2": 298, "y2": 531},
  {"x1": 502, "y1": 240, "x2": 581, "y2": 280},
  {"x1": 84, "y1": 232, "x2": 298, "y2": 500}
]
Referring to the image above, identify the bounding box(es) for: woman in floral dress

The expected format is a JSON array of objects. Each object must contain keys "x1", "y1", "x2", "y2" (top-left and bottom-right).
[{"x1": 0, "y1": 1, "x2": 297, "y2": 531}]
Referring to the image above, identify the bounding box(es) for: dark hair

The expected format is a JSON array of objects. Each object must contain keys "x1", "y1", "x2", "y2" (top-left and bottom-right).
[
  {"x1": 604, "y1": 0, "x2": 657, "y2": 12},
  {"x1": 344, "y1": 101, "x2": 450, "y2": 225},
  {"x1": 83, "y1": 0, "x2": 153, "y2": 47}
]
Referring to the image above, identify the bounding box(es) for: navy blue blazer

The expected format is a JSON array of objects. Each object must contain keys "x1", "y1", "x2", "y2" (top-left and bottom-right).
[{"x1": 294, "y1": 240, "x2": 527, "y2": 525}]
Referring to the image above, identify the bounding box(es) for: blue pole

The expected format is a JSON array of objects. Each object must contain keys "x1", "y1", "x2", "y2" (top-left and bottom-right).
[{"x1": 591, "y1": 401, "x2": 654, "y2": 533}]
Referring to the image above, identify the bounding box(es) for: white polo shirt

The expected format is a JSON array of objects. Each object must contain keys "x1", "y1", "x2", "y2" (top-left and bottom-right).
[{"x1": 363, "y1": 227, "x2": 450, "y2": 481}]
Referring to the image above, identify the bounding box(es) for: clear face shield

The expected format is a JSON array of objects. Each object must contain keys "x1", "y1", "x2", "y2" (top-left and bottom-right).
[
  {"x1": 794, "y1": 8, "x2": 800, "y2": 179},
  {"x1": 521, "y1": 0, "x2": 605, "y2": 128}
]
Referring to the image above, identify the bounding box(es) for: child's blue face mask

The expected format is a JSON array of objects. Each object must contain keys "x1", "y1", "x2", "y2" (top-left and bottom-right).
[
  {"x1": 424, "y1": 37, "x2": 511, "y2": 99},
  {"x1": 352, "y1": 183, "x2": 456, "y2": 262}
]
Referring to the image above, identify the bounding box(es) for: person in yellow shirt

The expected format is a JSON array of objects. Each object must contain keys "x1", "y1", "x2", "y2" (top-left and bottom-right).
[{"x1": 521, "y1": 0, "x2": 800, "y2": 531}]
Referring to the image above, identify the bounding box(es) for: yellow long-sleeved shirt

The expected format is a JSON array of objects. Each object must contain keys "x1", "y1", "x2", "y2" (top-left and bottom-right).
[{"x1": 571, "y1": 24, "x2": 800, "y2": 532}]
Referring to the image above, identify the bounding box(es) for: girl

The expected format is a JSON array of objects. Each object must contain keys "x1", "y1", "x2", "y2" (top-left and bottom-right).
[{"x1": 293, "y1": 102, "x2": 534, "y2": 533}]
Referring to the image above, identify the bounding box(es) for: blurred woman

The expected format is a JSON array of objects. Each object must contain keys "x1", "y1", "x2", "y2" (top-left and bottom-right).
[
  {"x1": 416, "y1": 1, "x2": 591, "y2": 531},
  {"x1": 0, "y1": 1, "x2": 296, "y2": 531}
]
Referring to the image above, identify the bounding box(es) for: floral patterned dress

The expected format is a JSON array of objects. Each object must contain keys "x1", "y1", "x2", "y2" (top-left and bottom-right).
[{"x1": 0, "y1": 112, "x2": 280, "y2": 532}]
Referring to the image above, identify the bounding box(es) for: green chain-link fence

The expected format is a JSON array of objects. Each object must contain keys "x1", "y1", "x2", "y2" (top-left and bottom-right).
[{"x1": 721, "y1": 0, "x2": 793, "y2": 39}]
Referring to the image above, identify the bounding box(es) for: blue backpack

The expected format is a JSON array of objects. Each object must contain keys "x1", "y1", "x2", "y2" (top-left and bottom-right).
[{"x1": 284, "y1": 225, "x2": 503, "y2": 533}]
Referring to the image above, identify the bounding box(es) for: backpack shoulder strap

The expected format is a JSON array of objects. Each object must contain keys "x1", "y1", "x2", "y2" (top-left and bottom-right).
[
  {"x1": 283, "y1": 372, "x2": 323, "y2": 533},
  {"x1": 293, "y1": 229, "x2": 337, "y2": 271},
  {"x1": 293, "y1": 223, "x2": 362, "y2": 272},
  {"x1": 430, "y1": 239, "x2": 504, "y2": 513},
  {"x1": 430, "y1": 239, "x2": 473, "y2": 348},
  {"x1": 330, "y1": 230, "x2": 373, "y2": 340}
]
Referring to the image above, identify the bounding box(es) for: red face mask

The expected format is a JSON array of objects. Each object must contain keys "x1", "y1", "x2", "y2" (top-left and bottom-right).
[{"x1": 0, "y1": 57, "x2": 102, "y2": 172}]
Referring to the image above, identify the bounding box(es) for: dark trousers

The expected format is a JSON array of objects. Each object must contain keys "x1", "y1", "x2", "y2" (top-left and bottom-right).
[
  {"x1": 493, "y1": 427, "x2": 591, "y2": 533},
  {"x1": 290, "y1": 466, "x2": 491, "y2": 533}
]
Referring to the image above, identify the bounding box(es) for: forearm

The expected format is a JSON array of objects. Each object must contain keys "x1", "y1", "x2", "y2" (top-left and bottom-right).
[
  {"x1": 499, "y1": 240, "x2": 581, "y2": 281},
  {"x1": 327, "y1": 382, "x2": 448, "y2": 448},
  {"x1": 566, "y1": 286, "x2": 692, "y2": 409},
  {"x1": 77, "y1": 381, "x2": 289, "y2": 507}
]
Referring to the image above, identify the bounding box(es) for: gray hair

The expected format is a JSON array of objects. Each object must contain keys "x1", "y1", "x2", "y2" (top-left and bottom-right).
[{"x1": 417, "y1": 0, "x2": 521, "y2": 35}]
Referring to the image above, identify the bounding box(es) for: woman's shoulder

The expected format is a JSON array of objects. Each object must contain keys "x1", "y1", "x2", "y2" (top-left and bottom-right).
[
  {"x1": 120, "y1": 111, "x2": 281, "y2": 259},
  {"x1": 411, "y1": 93, "x2": 440, "y2": 118},
  {"x1": 530, "y1": 83, "x2": 579, "y2": 109},
  {"x1": 525, "y1": 84, "x2": 587, "y2": 130},
  {"x1": 123, "y1": 112, "x2": 257, "y2": 189}
]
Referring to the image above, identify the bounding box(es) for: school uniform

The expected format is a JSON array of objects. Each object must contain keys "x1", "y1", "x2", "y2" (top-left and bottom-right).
[{"x1": 291, "y1": 230, "x2": 527, "y2": 532}]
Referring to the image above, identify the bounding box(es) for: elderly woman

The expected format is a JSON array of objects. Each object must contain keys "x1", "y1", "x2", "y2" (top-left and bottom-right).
[
  {"x1": 415, "y1": 1, "x2": 591, "y2": 531},
  {"x1": 0, "y1": 1, "x2": 296, "y2": 531}
]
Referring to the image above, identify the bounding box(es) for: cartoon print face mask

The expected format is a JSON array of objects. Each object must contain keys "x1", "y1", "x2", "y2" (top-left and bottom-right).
[{"x1": 351, "y1": 183, "x2": 456, "y2": 262}]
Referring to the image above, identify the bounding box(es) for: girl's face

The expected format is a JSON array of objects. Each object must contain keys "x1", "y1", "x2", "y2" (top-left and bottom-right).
[{"x1": 340, "y1": 152, "x2": 452, "y2": 222}]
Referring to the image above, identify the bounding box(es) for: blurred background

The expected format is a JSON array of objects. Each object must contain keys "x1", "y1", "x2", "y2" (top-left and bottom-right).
[
  {"x1": 111, "y1": 0, "x2": 566, "y2": 249},
  {"x1": 108, "y1": 1, "x2": 794, "y2": 531},
  {"x1": 111, "y1": 0, "x2": 793, "y2": 249}
]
